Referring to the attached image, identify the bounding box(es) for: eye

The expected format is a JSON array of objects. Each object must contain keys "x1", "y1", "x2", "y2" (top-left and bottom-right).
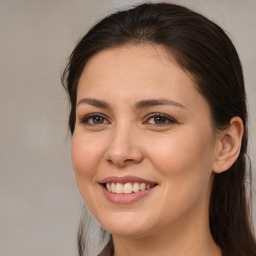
[
  {"x1": 79, "y1": 114, "x2": 109, "y2": 126},
  {"x1": 146, "y1": 113, "x2": 176, "y2": 126}
]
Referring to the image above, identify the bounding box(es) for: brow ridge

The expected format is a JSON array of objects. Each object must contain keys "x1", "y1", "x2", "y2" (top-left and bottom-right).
[
  {"x1": 134, "y1": 99, "x2": 186, "y2": 110},
  {"x1": 76, "y1": 98, "x2": 110, "y2": 109},
  {"x1": 76, "y1": 98, "x2": 185, "y2": 110}
]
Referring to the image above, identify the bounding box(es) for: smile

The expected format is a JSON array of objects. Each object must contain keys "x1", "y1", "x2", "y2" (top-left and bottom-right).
[
  {"x1": 105, "y1": 182, "x2": 155, "y2": 194},
  {"x1": 99, "y1": 176, "x2": 158, "y2": 204}
]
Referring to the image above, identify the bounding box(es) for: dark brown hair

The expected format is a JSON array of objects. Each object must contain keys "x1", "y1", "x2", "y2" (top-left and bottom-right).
[{"x1": 62, "y1": 2, "x2": 256, "y2": 256}]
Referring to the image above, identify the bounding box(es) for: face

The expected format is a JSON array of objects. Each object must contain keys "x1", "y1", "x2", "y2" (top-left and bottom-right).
[{"x1": 72, "y1": 44, "x2": 219, "y2": 238}]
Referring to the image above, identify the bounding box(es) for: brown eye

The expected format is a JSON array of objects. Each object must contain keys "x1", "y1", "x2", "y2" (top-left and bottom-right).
[
  {"x1": 153, "y1": 116, "x2": 168, "y2": 124},
  {"x1": 91, "y1": 116, "x2": 105, "y2": 124},
  {"x1": 79, "y1": 114, "x2": 109, "y2": 125},
  {"x1": 147, "y1": 114, "x2": 176, "y2": 126}
]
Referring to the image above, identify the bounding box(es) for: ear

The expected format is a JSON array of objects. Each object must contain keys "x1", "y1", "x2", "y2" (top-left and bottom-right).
[{"x1": 212, "y1": 117, "x2": 244, "y2": 174}]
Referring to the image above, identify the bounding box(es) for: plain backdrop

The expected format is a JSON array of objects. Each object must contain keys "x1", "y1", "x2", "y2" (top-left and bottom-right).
[{"x1": 0, "y1": 0, "x2": 255, "y2": 255}]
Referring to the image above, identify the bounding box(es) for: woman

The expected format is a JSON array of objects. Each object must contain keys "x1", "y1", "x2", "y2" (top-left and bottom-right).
[{"x1": 62, "y1": 3, "x2": 256, "y2": 256}]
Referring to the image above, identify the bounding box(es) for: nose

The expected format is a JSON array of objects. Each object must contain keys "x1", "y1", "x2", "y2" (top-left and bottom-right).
[{"x1": 105, "y1": 125, "x2": 143, "y2": 168}]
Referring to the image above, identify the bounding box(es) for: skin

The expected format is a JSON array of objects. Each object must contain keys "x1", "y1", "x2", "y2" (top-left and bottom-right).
[{"x1": 72, "y1": 44, "x2": 243, "y2": 256}]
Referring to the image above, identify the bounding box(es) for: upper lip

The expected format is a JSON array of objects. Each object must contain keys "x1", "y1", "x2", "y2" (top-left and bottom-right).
[{"x1": 99, "y1": 176, "x2": 158, "y2": 184}]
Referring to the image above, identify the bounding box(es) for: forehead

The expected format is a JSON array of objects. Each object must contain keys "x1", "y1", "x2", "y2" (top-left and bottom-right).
[
  {"x1": 77, "y1": 44, "x2": 210, "y2": 115},
  {"x1": 81, "y1": 44, "x2": 181, "y2": 76},
  {"x1": 79, "y1": 44, "x2": 190, "y2": 91}
]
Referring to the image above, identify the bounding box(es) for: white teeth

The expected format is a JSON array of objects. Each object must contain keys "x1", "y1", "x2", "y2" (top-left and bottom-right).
[
  {"x1": 115, "y1": 183, "x2": 123, "y2": 194},
  {"x1": 106, "y1": 183, "x2": 111, "y2": 192},
  {"x1": 133, "y1": 182, "x2": 140, "y2": 193},
  {"x1": 123, "y1": 183, "x2": 133, "y2": 194},
  {"x1": 105, "y1": 182, "x2": 154, "y2": 194},
  {"x1": 140, "y1": 183, "x2": 146, "y2": 191},
  {"x1": 111, "y1": 183, "x2": 116, "y2": 193}
]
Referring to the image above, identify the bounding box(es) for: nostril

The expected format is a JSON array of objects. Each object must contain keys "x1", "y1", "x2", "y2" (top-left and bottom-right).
[
  {"x1": 107, "y1": 159, "x2": 113, "y2": 164},
  {"x1": 106, "y1": 157, "x2": 140, "y2": 167},
  {"x1": 124, "y1": 159, "x2": 135, "y2": 163}
]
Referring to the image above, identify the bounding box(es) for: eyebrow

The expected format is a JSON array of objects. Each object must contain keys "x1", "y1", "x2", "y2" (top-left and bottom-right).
[
  {"x1": 76, "y1": 98, "x2": 186, "y2": 110},
  {"x1": 134, "y1": 99, "x2": 186, "y2": 110},
  {"x1": 77, "y1": 98, "x2": 111, "y2": 109}
]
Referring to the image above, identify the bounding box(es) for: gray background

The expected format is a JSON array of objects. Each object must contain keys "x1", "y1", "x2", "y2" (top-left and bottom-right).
[{"x1": 0, "y1": 0, "x2": 255, "y2": 255}]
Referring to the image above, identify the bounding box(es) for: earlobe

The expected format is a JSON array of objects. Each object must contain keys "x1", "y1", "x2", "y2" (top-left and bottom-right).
[{"x1": 212, "y1": 117, "x2": 244, "y2": 174}]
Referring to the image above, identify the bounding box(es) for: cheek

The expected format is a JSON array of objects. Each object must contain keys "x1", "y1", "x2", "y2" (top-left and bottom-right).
[
  {"x1": 72, "y1": 130, "x2": 104, "y2": 172},
  {"x1": 146, "y1": 129, "x2": 215, "y2": 212},
  {"x1": 71, "y1": 132, "x2": 104, "y2": 194},
  {"x1": 71, "y1": 131, "x2": 108, "y2": 218},
  {"x1": 148, "y1": 131, "x2": 214, "y2": 174}
]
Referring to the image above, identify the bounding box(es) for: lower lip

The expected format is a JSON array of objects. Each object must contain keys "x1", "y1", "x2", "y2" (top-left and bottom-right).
[{"x1": 101, "y1": 185, "x2": 157, "y2": 204}]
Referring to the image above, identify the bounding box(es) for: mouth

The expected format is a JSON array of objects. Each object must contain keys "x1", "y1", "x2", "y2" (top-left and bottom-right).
[
  {"x1": 99, "y1": 176, "x2": 158, "y2": 204},
  {"x1": 101, "y1": 182, "x2": 157, "y2": 194}
]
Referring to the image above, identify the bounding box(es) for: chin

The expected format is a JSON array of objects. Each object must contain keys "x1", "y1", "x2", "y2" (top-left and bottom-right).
[{"x1": 98, "y1": 211, "x2": 155, "y2": 238}]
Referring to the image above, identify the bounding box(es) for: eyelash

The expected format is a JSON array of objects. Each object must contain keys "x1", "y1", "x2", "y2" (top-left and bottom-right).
[
  {"x1": 145, "y1": 113, "x2": 177, "y2": 126},
  {"x1": 78, "y1": 113, "x2": 177, "y2": 127},
  {"x1": 78, "y1": 113, "x2": 109, "y2": 125}
]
